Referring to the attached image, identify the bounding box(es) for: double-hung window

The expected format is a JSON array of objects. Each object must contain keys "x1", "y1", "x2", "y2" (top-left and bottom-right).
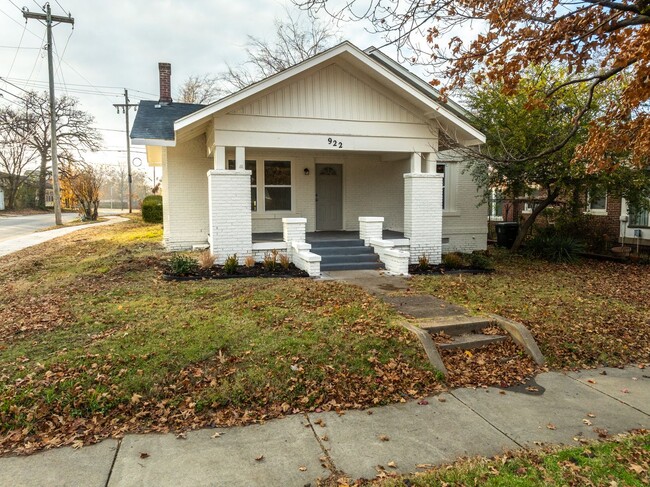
[
  {"x1": 228, "y1": 159, "x2": 292, "y2": 212},
  {"x1": 587, "y1": 191, "x2": 607, "y2": 214}
]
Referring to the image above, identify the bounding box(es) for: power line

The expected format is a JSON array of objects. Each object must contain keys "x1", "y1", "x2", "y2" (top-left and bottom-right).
[
  {"x1": 4, "y1": 24, "x2": 26, "y2": 79},
  {"x1": 0, "y1": 7, "x2": 42, "y2": 39},
  {"x1": 0, "y1": 45, "x2": 42, "y2": 49},
  {"x1": 4, "y1": 77, "x2": 158, "y2": 97}
]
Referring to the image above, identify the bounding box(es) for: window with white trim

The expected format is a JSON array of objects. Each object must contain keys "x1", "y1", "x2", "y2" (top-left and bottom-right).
[
  {"x1": 263, "y1": 161, "x2": 291, "y2": 211},
  {"x1": 488, "y1": 189, "x2": 503, "y2": 221},
  {"x1": 629, "y1": 204, "x2": 650, "y2": 228},
  {"x1": 436, "y1": 163, "x2": 447, "y2": 210},
  {"x1": 587, "y1": 191, "x2": 607, "y2": 214},
  {"x1": 227, "y1": 159, "x2": 257, "y2": 211}
]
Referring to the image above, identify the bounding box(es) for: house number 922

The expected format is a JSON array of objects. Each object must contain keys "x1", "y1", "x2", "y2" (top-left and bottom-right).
[{"x1": 327, "y1": 137, "x2": 343, "y2": 149}]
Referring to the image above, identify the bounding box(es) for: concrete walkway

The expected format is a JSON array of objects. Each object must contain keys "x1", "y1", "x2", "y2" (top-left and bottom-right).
[
  {"x1": 1, "y1": 367, "x2": 647, "y2": 487},
  {"x1": 0, "y1": 216, "x2": 127, "y2": 258}
]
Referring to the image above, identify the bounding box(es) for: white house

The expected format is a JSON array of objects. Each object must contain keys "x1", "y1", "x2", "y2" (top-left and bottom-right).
[{"x1": 131, "y1": 42, "x2": 487, "y2": 276}]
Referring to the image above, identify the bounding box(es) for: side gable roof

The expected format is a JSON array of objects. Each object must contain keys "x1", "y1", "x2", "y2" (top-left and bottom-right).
[{"x1": 130, "y1": 100, "x2": 205, "y2": 145}]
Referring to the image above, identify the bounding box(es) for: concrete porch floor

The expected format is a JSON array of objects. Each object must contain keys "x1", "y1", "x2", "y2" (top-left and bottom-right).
[{"x1": 252, "y1": 230, "x2": 405, "y2": 244}]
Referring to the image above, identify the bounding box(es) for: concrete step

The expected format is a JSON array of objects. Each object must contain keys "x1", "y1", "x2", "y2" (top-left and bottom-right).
[
  {"x1": 437, "y1": 333, "x2": 507, "y2": 350},
  {"x1": 320, "y1": 262, "x2": 385, "y2": 271},
  {"x1": 419, "y1": 316, "x2": 494, "y2": 336},
  {"x1": 321, "y1": 254, "x2": 380, "y2": 264},
  {"x1": 313, "y1": 246, "x2": 375, "y2": 256},
  {"x1": 309, "y1": 239, "x2": 365, "y2": 248}
]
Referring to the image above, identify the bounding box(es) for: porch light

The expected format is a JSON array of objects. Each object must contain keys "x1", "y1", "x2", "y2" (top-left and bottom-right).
[{"x1": 304, "y1": 168, "x2": 310, "y2": 176}]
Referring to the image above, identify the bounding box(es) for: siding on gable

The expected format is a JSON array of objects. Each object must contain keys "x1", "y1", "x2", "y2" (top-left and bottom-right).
[{"x1": 229, "y1": 63, "x2": 423, "y2": 124}]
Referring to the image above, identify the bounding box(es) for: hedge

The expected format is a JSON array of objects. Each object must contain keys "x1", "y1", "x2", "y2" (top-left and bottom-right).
[{"x1": 142, "y1": 195, "x2": 163, "y2": 223}]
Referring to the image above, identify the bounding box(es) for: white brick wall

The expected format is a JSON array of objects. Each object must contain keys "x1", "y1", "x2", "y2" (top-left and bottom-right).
[
  {"x1": 370, "y1": 238, "x2": 410, "y2": 275},
  {"x1": 162, "y1": 136, "x2": 212, "y2": 250},
  {"x1": 404, "y1": 173, "x2": 443, "y2": 264},
  {"x1": 359, "y1": 216, "x2": 384, "y2": 244},
  {"x1": 208, "y1": 170, "x2": 253, "y2": 264}
]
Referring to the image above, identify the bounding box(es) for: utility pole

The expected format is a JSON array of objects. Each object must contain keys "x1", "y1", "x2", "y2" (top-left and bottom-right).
[
  {"x1": 113, "y1": 90, "x2": 137, "y2": 213},
  {"x1": 23, "y1": 3, "x2": 74, "y2": 226}
]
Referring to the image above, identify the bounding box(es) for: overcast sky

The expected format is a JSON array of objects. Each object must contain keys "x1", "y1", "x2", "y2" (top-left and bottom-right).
[{"x1": 0, "y1": 0, "x2": 450, "y2": 169}]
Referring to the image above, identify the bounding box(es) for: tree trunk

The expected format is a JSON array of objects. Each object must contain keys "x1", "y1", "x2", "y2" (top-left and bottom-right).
[
  {"x1": 511, "y1": 190, "x2": 560, "y2": 252},
  {"x1": 38, "y1": 152, "x2": 47, "y2": 210}
]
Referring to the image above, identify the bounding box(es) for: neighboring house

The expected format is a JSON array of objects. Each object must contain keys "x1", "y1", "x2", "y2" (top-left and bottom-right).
[{"x1": 131, "y1": 42, "x2": 487, "y2": 276}]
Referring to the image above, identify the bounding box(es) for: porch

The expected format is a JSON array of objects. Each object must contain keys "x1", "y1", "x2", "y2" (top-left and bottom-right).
[{"x1": 252, "y1": 230, "x2": 406, "y2": 243}]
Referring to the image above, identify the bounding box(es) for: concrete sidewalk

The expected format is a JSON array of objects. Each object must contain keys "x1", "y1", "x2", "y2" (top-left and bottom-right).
[
  {"x1": 1, "y1": 367, "x2": 647, "y2": 487},
  {"x1": 0, "y1": 216, "x2": 127, "y2": 258}
]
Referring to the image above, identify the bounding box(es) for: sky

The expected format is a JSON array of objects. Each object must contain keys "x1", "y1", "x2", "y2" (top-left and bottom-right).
[{"x1": 0, "y1": 0, "x2": 466, "y2": 173}]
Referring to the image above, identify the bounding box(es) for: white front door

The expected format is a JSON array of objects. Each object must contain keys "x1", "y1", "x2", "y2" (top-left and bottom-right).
[{"x1": 316, "y1": 164, "x2": 343, "y2": 231}]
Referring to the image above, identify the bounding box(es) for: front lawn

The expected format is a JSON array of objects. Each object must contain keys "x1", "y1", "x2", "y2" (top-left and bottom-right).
[
  {"x1": 374, "y1": 432, "x2": 650, "y2": 486},
  {"x1": 0, "y1": 218, "x2": 439, "y2": 455},
  {"x1": 411, "y1": 251, "x2": 650, "y2": 369}
]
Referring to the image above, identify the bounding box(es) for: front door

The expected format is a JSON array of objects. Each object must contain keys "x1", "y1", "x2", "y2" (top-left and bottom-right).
[{"x1": 316, "y1": 164, "x2": 343, "y2": 231}]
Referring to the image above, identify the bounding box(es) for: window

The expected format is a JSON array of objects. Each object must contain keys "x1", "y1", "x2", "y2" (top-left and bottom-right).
[
  {"x1": 488, "y1": 189, "x2": 504, "y2": 221},
  {"x1": 587, "y1": 191, "x2": 607, "y2": 214},
  {"x1": 264, "y1": 161, "x2": 291, "y2": 211},
  {"x1": 629, "y1": 206, "x2": 650, "y2": 228},
  {"x1": 436, "y1": 163, "x2": 446, "y2": 210},
  {"x1": 227, "y1": 159, "x2": 257, "y2": 211}
]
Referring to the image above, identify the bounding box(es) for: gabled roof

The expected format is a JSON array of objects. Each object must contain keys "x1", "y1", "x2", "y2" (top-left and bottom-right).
[
  {"x1": 132, "y1": 41, "x2": 485, "y2": 147},
  {"x1": 130, "y1": 100, "x2": 205, "y2": 145}
]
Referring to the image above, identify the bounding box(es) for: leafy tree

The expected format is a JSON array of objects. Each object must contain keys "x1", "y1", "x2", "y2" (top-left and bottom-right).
[
  {"x1": 0, "y1": 122, "x2": 38, "y2": 210},
  {"x1": 0, "y1": 92, "x2": 101, "y2": 209},
  {"x1": 297, "y1": 0, "x2": 650, "y2": 169},
  {"x1": 463, "y1": 68, "x2": 650, "y2": 251},
  {"x1": 177, "y1": 11, "x2": 340, "y2": 103},
  {"x1": 60, "y1": 160, "x2": 105, "y2": 221}
]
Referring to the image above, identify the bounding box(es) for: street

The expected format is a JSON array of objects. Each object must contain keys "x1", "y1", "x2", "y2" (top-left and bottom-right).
[{"x1": 0, "y1": 210, "x2": 127, "y2": 243}]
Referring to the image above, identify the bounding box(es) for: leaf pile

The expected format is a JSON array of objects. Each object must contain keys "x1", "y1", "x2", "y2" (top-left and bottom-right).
[
  {"x1": 0, "y1": 219, "x2": 441, "y2": 456},
  {"x1": 412, "y1": 252, "x2": 650, "y2": 369}
]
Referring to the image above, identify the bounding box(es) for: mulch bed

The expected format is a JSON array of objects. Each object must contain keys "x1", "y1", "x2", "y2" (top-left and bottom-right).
[
  {"x1": 408, "y1": 264, "x2": 493, "y2": 275},
  {"x1": 163, "y1": 263, "x2": 309, "y2": 280}
]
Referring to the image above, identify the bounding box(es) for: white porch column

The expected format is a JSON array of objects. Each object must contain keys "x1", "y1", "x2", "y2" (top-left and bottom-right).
[
  {"x1": 410, "y1": 152, "x2": 422, "y2": 173},
  {"x1": 208, "y1": 169, "x2": 252, "y2": 263},
  {"x1": 359, "y1": 216, "x2": 384, "y2": 245},
  {"x1": 404, "y1": 172, "x2": 443, "y2": 264},
  {"x1": 423, "y1": 152, "x2": 437, "y2": 174},
  {"x1": 214, "y1": 145, "x2": 226, "y2": 170},
  {"x1": 235, "y1": 146, "x2": 245, "y2": 170}
]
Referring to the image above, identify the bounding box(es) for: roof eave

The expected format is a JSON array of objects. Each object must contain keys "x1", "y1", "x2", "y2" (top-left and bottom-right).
[{"x1": 132, "y1": 138, "x2": 176, "y2": 147}]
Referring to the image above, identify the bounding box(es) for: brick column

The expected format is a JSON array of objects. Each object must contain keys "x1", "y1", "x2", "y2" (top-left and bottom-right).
[
  {"x1": 208, "y1": 169, "x2": 252, "y2": 264},
  {"x1": 359, "y1": 216, "x2": 384, "y2": 245},
  {"x1": 404, "y1": 172, "x2": 443, "y2": 264},
  {"x1": 283, "y1": 218, "x2": 306, "y2": 259}
]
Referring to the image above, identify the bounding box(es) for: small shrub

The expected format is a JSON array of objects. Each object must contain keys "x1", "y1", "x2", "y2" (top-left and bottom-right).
[
  {"x1": 263, "y1": 250, "x2": 278, "y2": 272},
  {"x1": 442, "y1": 252, "x2": 465, "y2": 269},
  {"x1": 527, "y1": 231, "x2": 584, "y2": 263},
  {"x1": 278, "y1": 253, "x2": 290, "y2": 270},
  {"x1": 244, "y1": 255, "x2": 256, "y2": 267},
  {"x1": 418, "y1": 254, "x2": 430, "y2": 271},
  {"x1": 469, "y1": 252, "x2": 494, "y2": 270},
  {"x1": 168, "y1": 253, "x2": 198, "y2": 275},
  {"x1": 198, "y1": 250, "x2": 215, "y2": 269},
  {"x1": 223, "y1": 254, "x2": 238, "y2": 274},
  {"x1": 142, "y1": 195, "x2": 163, "y2": 223}
]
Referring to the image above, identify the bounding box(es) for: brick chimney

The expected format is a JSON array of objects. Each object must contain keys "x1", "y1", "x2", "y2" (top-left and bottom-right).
[{"x1": 158, "y1": 62, "x2": 172, "y2": 104}]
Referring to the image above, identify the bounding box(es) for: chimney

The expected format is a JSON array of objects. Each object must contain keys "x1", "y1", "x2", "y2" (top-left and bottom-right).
[{"x1": 158, "y1": 62, "x2": 172, "y2": 104}]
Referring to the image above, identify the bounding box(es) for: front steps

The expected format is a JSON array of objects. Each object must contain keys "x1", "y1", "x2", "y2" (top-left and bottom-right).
[
  {"x1": 309, "y1": 239, "x2": 384, "y2": 271},
  {"x1": 419, "y1": 316, "x2": 508, "y2": 350}
]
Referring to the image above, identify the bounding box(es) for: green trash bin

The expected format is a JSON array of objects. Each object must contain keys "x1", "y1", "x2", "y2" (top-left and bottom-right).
[{"x1": 495, "y1": 222, "x2": 519, "y2": 249}]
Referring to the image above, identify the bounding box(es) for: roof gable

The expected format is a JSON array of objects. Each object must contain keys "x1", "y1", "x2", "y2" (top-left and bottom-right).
[
  {"x1": 175, "y1": 42, "x2": 485, "y2": 145},
  {"x1": 229, "y1": 63, "x2": 423, "y2": 124}
]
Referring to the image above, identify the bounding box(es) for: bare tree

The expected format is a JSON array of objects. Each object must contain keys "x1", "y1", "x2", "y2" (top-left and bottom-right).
[
  {"x1": 177, "y1": 74, "x2": 226, "y2": 104},
  {"x1": 0, "y1": 123, "x2": 38, "y2": 211},
  {"x1": 0, "y1": 92, "x2": 102, "y2": 209},
  {"x1": 177, "y1": 10, "x2": 340, "y2": 103}
]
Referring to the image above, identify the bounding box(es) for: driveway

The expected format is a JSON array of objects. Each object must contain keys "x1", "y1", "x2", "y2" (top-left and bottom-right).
[{"x1": 0, "y1": 210, "x2": 127, "y2": 243}]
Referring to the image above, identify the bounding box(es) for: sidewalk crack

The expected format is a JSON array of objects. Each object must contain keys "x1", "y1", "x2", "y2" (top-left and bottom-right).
[
  {"x1": 104, "y1": 438, "x2": 122, "y2": 487},
  {"x1": 565, "y1": 374, "x2": 650, "y2": 418},
  {"x1": 303, "y1": 412, "x2": 343, "y2": 480},
  {"x1": 450, "y1": 392, "x2": 525, "y2": 449}
]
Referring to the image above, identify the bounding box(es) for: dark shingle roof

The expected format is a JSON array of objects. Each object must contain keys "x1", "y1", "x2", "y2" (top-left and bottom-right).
[{"x1": 130, "y1": 100, "x2": 205, "y2": 142}]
